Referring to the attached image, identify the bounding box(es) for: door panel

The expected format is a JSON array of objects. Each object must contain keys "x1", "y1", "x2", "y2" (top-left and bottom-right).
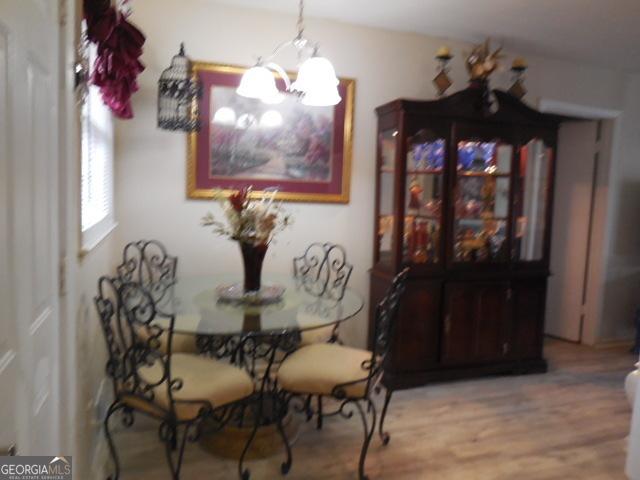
[
  {"x1": 546, "y1": 121, "x2": 597, "y2": 341},
  {"x1": 0, "y1": 21, "x2": 19, "y2": 456},
  {"x1": 442, "y1": 283, "x2": 476, "y2": 364},
  {"x1": 390, "y1": 279, "x2": 441, "y2": 372},
  {"x1": 443, "y1": 282, "x2": 509, "y2": 365},
  {"x1": 476, "y1": 285, "x2": 509, "y2": 360},
  {"x1": 512, "y1": 280, "x2": 546, "y2": 360},
  {"x1": 0, "y1": 0, "x2": 60, "y2": 456}
]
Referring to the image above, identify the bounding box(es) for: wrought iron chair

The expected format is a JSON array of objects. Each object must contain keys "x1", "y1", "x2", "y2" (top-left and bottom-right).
[
  {"x1": 116, "y1": 240, "x2": 196, "y2": 354},
  {"x1": 293, "y1": 242, "x2": 353, "y2": 345},
  {"x1": 292, "y1": 242, "x2": 354, "y2": 429},
  {"x1": 277, "y1": 268, "x2": 409, "y2": 480},
  {"x1": 96, "y1": 276, "x2": 255, "y2": 480}
]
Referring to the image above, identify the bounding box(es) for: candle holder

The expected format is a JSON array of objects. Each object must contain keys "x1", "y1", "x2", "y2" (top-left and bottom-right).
[
  {"x1": 433, "y1": 47, "x2": 453, "y2": 97},
  {"x1": 508, "y1": 57, "x2": 528, "y2": 99}
]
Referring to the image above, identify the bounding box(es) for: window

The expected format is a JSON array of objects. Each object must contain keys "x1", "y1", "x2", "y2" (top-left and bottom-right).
[{"x1": 80, "y1": 44, "x2": 115, "y2": 253}]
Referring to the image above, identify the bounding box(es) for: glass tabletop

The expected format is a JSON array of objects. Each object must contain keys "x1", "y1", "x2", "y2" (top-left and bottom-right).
[{"x1": 151, "y1": 274, "x2": 364, "y2": 336}]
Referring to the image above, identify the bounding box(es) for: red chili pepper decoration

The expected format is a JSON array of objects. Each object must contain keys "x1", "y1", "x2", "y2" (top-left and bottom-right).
[{"x1": 83, "y1": 0, "x2": 145, "y2": 119}]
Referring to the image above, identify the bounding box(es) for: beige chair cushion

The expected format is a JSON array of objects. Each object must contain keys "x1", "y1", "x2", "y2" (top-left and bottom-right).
[
  {"x1": 299, "y1": 325, "x2": 336, "y2": 346},
  {"x1": 124, "y1": 353, "x2": 254, "y2": 420},
  {"x1": 277, "y1": 343, "x2": 373, "y2": 398}
]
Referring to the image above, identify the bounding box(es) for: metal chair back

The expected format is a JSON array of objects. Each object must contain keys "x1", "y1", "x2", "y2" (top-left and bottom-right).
[
  {"x1": 293, "y1": 242, "x2": 353, "y2": 301},
  {"x1": 117, "y1": 240, "x2": 177, "y2": 302}
]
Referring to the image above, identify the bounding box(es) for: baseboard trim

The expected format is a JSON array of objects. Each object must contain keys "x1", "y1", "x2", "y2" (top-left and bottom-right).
[
  {"x1": 91, "y1": 432, "x2": 109, "y2": 480},
  {"x1": 90, "y1": 377, "x2": 111, "y2": 479},
  {"x1": 593, "y1": 338, "x2": 635, "y2": 350}
]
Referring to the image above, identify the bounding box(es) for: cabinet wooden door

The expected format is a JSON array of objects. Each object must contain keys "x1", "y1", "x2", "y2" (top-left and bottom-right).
[
  {"x1": 511, "y1": 280, "x2": 546, "y2": 360},
  {"x1": 442, "y1": 282, "x2": 510, "y2": 364},
  {"x1": 389, "y1": 279, "x2": 442, "y2": 372}
]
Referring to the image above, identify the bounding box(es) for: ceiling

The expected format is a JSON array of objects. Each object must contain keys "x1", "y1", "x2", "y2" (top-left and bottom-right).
[{"x1": 210, "y1": 0, "x2": 640, "y2": 72}]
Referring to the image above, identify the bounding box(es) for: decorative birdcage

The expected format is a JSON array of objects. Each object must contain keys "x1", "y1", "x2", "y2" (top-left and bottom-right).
[{"x1": 157, "y1": 43, "x2": 201, "y2": 132}]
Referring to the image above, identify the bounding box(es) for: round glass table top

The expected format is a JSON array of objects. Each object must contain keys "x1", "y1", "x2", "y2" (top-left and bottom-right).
[{"x1": 151, "y1": 275, "x2": 364, "y2": 336}]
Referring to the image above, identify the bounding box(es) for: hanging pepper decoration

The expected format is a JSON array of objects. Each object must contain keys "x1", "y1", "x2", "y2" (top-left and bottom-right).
[{"x1": 83, "y1": 0, "x2": 146, "y2": 119}]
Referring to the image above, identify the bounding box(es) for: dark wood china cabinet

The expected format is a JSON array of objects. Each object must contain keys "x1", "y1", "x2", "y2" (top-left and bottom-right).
[{"x1": 369, "y1": 84, "x2": 560, "y2": 389}]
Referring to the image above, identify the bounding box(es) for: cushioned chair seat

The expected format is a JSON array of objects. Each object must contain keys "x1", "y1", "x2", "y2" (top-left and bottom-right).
[
  {"x1": 299, "y1": 325, "x2": 335, "y2": 346},
  {"x1": 124, "y1": 353, "x2": 254, "y2": 420},
  {"x1": 277, "y1": 343, "x2": 373, "y2": 398}
]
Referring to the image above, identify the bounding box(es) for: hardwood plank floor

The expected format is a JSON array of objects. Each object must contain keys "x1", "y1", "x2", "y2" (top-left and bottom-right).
[{"x1": 113, "y1": 339, "x2": 634, "y2": 479}]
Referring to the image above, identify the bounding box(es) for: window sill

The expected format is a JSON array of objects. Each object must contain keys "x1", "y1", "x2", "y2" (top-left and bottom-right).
[{"x1": 79, "y1": 221, "x2": 118, "y2": 261}]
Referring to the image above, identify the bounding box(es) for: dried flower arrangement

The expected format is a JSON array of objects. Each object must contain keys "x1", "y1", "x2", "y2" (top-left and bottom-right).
[{"x1": 201, "y1": 187, "x2": 293, "y2": 247}]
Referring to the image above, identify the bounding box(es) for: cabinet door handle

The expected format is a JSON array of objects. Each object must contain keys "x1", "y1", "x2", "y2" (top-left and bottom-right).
[
  {"x1": 506, "y1": 288, "x2": 512, "y2": 300},
  {"x1": 502, "y1": 342, "x2": 510, "y2": 355},
  {"x1": 444, "y1": 314, "x2": 451, "y2": 335}
]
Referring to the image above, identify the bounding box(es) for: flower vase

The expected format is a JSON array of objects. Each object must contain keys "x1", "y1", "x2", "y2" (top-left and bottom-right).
[{"x1": 239, "y1": 241, "x2": 268, "y2": 293}]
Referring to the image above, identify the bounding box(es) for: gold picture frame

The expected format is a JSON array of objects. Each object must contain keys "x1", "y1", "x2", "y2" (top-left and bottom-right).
[{"x1": 187, "y1": 61, "x2": 355, "y2": 203}]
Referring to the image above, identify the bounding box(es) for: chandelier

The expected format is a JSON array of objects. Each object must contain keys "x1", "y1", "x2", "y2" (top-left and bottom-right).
[{"x1": 236, "y1": 0, "x2": 341, "y2": 107}]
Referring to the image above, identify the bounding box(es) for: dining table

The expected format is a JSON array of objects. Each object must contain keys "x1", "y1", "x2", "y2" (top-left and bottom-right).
[{"x1": 149, "y1": 273, "x2": 364, "y2": 458}]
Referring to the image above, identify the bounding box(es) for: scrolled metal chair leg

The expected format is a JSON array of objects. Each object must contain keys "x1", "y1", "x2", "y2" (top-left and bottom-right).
[
  {"x1": 353, "y1": 399, "x2": 377, "y2": 480},
  {"x1": 316, "y1": 396, "x2": 324, "y2": 430},
  {"x1": 379, "y1": 389, "x2": 393, "y2": 446},
  {"x1": 104, "y1": 402, "x2": 123, "y2": 480},
  {"x1": 304, "y1": 395, "x2": 313, "y2": 422},
  {"x1": 275, "y1": 399, "x2": 292, "y2": 475},
  {"x1": 161, "y1": 421, "x2": 186, "y2": 480},
  {"x1": 238, "y1": 403, "x2": 261, "y2": 480}
]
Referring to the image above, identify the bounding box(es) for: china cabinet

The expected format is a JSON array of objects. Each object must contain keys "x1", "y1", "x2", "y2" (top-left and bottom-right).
[{"x1": 369, "y1": 84, "x2": 561, "y2": 388}]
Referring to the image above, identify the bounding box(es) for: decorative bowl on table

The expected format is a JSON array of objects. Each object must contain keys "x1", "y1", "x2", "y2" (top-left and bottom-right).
[{"x1": 216, "y1": 283, "x2": 285, "y2": 306}]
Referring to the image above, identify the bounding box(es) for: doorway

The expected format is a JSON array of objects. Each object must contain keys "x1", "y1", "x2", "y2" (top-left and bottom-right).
[{"x1": 539, "y1": 99, "x2": 620, "y2": 344}]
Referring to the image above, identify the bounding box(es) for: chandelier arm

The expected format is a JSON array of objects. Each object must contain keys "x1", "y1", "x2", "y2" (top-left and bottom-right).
[{"x1": 265, "y1": 62, "x2": 292, "y2": 91}]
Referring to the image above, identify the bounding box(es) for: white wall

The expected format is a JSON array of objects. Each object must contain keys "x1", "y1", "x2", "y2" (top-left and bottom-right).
[
  {"x1": 599, "y1": 74, "x2": 640, "y2": 342},
  {"x1": 116, "y1": 0, "x2": 632, "y2": 348},
  {"x1": 59, "y1": 2, "x2": 120, "y2": 477}
]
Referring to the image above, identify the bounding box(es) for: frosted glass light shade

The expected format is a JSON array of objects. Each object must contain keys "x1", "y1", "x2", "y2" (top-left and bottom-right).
[
  {"x1": 260, "y1": 110, "x2": 283, "y2": 128},
  {"x1": 291, "y1": 56, "x2": 339, "y2": 95},
  {"x1": 237, "y1": 65, "x2": 280, "y2": 101},
  {"x1": 212, "y1": 107, "x2": 236, "y2": 125},
  {"x1": 302, "y1": 85, "x2": 341, "y2": 106}
]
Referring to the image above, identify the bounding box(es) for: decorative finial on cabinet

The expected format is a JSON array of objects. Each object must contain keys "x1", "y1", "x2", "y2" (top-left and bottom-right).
[
  {"x1": 433, "y1": 46, "x2": 453, "y2": 97},
  {"x1": 508, "y1": 57, "x2": 528, "y2": 99}
]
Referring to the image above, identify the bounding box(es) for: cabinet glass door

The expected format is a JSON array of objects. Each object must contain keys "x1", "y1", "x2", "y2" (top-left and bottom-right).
[
  {"x1": 376, "y1": 129, "x2": 397, "y2": 267},
  {"x1": 403, "y1": 131, "x2": 445, "y2": 264},
  {"x1": 514, "y1": 138, "x2": 553, "y2": 261},
  {"x1": 453, "y1": 140, "x2": 513, "y2": 263}
]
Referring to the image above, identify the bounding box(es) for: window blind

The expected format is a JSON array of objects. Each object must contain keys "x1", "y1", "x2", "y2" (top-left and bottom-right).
[{"x1": 80, "y1": 43, "x2": 115, "y2": 252}]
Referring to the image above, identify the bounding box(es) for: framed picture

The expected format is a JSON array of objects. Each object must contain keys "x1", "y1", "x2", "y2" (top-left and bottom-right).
[{"x1": 187, "y1": 61, "x2": 355, "y2": 203}]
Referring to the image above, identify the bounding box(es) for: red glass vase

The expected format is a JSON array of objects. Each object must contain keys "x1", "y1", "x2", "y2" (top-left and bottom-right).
[{"x1": 239, "y1": 241, "x2": 268, "y2": 292}]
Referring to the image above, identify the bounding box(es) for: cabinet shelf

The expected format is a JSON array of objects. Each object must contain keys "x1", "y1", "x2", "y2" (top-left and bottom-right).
[
  {"x1": 407, "y1": 169, "x2": 443, "y2": 175},
  {"x1": 457, "y1": 171, "x2": 510, "y2": 178},
  {"x1": 456, "y1": 216, "x2": 508, "y2": 221},
  {"x1": 407, "y1": 213, "x2": 441, "y2": 221}
]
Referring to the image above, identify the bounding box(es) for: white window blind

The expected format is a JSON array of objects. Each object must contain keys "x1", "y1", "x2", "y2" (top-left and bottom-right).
[{"x1": 81, "y1": 43, "x2": 115, "y2": 252}]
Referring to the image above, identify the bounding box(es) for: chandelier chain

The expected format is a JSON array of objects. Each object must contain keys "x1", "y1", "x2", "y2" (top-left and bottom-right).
[{"x1": 296, "y1": 0, "x2": 305, "y2": 39}]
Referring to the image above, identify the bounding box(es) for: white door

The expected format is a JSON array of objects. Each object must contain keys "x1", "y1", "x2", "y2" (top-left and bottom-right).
[
  {"x1": 546, "y1": 121, "x2": 598, "y2": 341},
  {"x1": 0, "y1": 0, "x2": 61, "y2": 455}
]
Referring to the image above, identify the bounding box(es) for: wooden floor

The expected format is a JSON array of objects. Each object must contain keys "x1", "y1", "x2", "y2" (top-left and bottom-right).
[{"x1": 114, "y1": 339, "x2": 634, "y2": 479}]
